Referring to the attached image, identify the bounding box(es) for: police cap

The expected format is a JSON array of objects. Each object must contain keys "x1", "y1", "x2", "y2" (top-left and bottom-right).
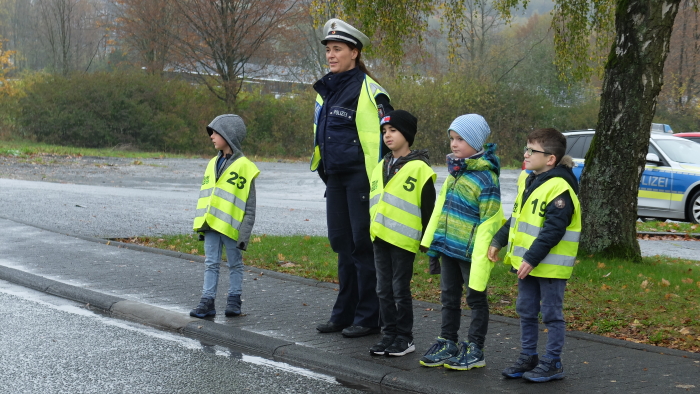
[{"x1": 321, "y1": 18, "x2": 370, "y2": 50}]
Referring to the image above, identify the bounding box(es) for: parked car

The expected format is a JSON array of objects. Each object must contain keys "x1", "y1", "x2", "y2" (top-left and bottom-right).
[
  {"x1": 563, "y1": 130, "x2": 700, "y2": 223},
  {"x1": 673, "y1": 132, "x2": 700, "y2": 144}
]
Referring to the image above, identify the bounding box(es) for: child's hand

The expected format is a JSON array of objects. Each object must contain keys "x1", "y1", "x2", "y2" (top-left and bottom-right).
[
  {"x1": 517, "y1": 261, "x2": 534, "y2": 279},
  {"x1": 487, "y1": 246, "x2": 500, "y2": 262}
]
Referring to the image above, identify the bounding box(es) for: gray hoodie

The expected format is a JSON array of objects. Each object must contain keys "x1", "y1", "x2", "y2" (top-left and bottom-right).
[{"x1": 205, "y1": 114, "x2": 257, "y2": 250}]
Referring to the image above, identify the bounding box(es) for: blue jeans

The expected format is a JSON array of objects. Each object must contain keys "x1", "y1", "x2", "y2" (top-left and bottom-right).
[
  {"x1": 201, "y1": 230, "x2": 243, "y2": 299},
  {"x1": 374, "y1": 238, "x2": 415, "y2": 339},
  {"x1": 517, "y1": 275, "x2": 567, "y2": 359},
  {"x1": 439, "y1": 254, "x2": 489, "y2": 348}
]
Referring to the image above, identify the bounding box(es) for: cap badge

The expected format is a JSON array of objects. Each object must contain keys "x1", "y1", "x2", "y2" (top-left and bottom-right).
[
  {"x1": 331, "y1": 31, "x2": 335, "y2": 34},
  {"x1": 331, "y1": 22, "x2": 337, "y2": 29}
]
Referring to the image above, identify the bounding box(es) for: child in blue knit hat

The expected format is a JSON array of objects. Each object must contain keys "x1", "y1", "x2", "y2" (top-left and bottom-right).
[{"x1": 418, "y1": 114, "x2": 504, "y2": 371}]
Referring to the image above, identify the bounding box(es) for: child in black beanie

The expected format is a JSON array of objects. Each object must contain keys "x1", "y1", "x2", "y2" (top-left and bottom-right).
[{"x1": 367, "y1": 110, "x2": 437, "y2": 356}]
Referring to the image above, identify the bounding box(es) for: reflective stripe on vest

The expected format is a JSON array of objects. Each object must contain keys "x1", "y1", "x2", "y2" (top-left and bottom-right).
[
  {"x1": 369, "y1": 160, "x2": 436, "y2": 253},
  {"x1": 311, "y1": 75, "x2": 390, "y2": 182},
  {"x1": 516, "y1": 221, "x2": 581, "y2": 243},
  {"x1": 506, "y1": 176, "x2": 581, "y2": 279},
  {"x1": 193, "y1": 156, "x2": 260, "y2": 241}
]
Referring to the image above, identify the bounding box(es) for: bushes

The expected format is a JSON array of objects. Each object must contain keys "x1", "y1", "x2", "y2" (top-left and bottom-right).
[
  {"x1": 17, "y1": 72, "x2": 221, "y2": 153},
  {"x1": 8, "y1": 70, "x2": 600, "y2": 160},
  {"x1": 236, "y1": 89, "x2": 316, "y2": 158},
  {"x1": 382, "y1": 73, "x2": 600, "y2": 167}
]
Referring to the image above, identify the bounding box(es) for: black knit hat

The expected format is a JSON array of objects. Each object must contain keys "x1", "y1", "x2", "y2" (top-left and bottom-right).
[{"x1": 380, "y1": 110, "x2": 418, "y2": 146}]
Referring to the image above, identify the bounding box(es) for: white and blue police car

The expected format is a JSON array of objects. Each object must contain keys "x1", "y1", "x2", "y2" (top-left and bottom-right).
[{"x1": 564, "y1": 130, "x2": 700, "y2": 223}]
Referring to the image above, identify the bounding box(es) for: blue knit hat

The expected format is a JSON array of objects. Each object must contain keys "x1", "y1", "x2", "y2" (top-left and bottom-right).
[{"x1": 448, "y1": 114, "x2": 491, "y2": 151}]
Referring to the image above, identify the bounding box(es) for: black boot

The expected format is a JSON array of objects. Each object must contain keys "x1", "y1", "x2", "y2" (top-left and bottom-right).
[
  {"x1": 225, "y1": 294, "x2": 242, "y2": 317},
  {"x1": 190, "y1": 297, "x2": 216, "y2": 318}
]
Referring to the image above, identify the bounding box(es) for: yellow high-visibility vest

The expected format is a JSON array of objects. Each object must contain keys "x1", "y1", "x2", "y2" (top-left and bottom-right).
[
  {"x1": 311, "y1": 74, "x2": 390, "y2": 181},
  {"x1": 369, "y1": 160, "x2": 436, "y2": 253},
  {"x1": 505, "y1": 175, "x2": 581, "y2": 279},
  {"x1": 193, "y1": 156, "x2": 260, "y2": 241}
]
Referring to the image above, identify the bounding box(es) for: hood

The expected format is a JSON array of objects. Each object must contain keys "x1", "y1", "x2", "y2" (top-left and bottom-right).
[
  {"x1": 207, "y1": 114, "x2": 246, "y2": 160},
  {"x1": 536, "y1": 155, "x2": 579, "y2": 194},
  {"x1": 447, "y1": 143, "x2": 500, "y2": 176}
]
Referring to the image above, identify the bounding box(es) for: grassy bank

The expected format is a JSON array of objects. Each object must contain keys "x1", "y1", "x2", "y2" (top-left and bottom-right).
[
  {"x1": 0, "y1": 140, "x2": 194, "y2": 159},
  {"x1": 636, "y1": 220, "x2": 699, "y2": 235},
  {"x1": 118, "y1": 233, "x2": 700, "y2": 353}
]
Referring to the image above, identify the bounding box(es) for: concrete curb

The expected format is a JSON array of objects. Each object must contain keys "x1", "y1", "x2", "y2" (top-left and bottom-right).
[{"x1": 0, "y1": 264, "x2": 425, "y2": 392}]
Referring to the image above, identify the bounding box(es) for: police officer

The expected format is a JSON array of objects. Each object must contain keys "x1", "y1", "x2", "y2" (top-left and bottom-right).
[{"x1": 311, "y1": 18, "x2": 393, "y2": 338}]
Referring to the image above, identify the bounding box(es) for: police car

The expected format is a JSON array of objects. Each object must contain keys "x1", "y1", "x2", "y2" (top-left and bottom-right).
[{"x1": 564, "y1": 130, "x2": 700, "y2": 223}]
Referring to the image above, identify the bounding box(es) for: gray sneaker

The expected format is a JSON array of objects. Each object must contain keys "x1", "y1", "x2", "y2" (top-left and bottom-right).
[
  {"x1": 419, "y1": 337, "x2": 458, "y2": 367},
  {"x1": 444, "y1": 342, "x2": 485, "y2": 370}
]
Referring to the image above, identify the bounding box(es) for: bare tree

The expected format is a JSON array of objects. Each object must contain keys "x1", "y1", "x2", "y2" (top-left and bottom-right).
[
  {"x1": 36, "y1": 0, "x2": 108, "y2": 75},
  {"x1": 113, "y1": 0, "x2": 182, "y2": 75},
  {"x1": 660, "y1": 0, "x2": 700, "y2": 114},
  {"x1": 171, "y1": 0, "x2": 300, "y2": 110}
]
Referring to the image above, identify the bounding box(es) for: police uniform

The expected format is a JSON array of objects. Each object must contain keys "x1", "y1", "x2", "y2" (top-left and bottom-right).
[{"x1": 312, "y1": 19, "x2": 393, "y2": 336}]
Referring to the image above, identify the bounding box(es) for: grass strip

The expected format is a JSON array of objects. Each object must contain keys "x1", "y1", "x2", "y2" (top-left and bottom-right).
[
  {"x1": 636, "y1": 220, "x2": 700, "y2": 235},
  {"x1": 118, "y1": 233, "x2": 700, "y2": 353},
  {"x1": 0, "y1": 140, "x2": 194, "y2": 159}
]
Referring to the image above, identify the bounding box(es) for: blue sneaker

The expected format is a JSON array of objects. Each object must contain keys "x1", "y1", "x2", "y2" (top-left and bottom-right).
[
  {"x1": 189, "y1": 297, "x2": 216, "y2": 318},
  {"x1": 522, "y1": 356, "x2": 565, "y2": 382},
  {"x1": 444, "y1": 342, "x2": 485, "y2": 370},
  {"x1": 502, "y1": 352, "x2": 539, "y2": 378},
  {"x1": 419, "y1": 337, "x2": 458, "y2": 367}
]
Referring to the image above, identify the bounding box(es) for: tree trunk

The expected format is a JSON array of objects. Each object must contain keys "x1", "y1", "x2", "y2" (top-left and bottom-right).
[{"x1": 579, "y1": 0, "x2": 681, "y2": 262}]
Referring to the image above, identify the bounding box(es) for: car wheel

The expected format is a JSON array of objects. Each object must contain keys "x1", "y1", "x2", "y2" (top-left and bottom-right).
[{"x1": 686, "y1": 190, "x2": 700, "y2": 224}]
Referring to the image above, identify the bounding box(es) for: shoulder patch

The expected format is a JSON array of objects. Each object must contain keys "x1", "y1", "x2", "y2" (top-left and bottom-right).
[{"x1": 554, "y1": 197, "x2": 565, "y2": 209}]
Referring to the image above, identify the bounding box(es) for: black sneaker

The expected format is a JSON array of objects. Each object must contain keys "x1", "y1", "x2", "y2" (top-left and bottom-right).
[
  {"x1": 522, "y1": 356, "x2": 564, "y2": 382},
  {"x1": 502, "y1": 352, "x2": 539, "y2": 378},
  {"x1": 225, "y1": 294, "x2": 242, "y2": 317},
  {"x1": 386, "y1": 336, "x2": 416, "y2": 357},
  {"x1": 189, "y1": 297, "x2": 215, "y2": 318},
  {"x1": 369, "y1": 335, "x2": 396, "y2": 356}
]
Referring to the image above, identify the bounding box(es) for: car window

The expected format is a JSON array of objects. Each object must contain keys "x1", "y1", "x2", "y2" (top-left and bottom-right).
[
  {"x1": 654, "y1": 138, "x2": 700, "y2": 165},
  {"x1": 582, "y1": 136, "x2": 593, "y2": 157},
  {"x1": 566, "y1": 136, "x2": 586, "y2": 159},
  {"x1": 648, "y1": 144, "x2": 660, "y2": 155}
]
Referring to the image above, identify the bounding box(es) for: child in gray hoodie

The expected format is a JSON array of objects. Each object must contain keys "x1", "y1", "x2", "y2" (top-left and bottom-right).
[{"x1": 190, "y1": 114, "x2": 259, "y2": 318}]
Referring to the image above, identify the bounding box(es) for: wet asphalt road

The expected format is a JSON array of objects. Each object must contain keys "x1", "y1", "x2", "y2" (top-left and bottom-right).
[
  {"x1": 0, "y1": 156, "x2": 520, "y2": 238},
  {"x1": 0, "y1": 155, "x2": 697, "y2": 259},
  {"x1": 0, "y1": 280, "x2": 362, "y2": 394}
]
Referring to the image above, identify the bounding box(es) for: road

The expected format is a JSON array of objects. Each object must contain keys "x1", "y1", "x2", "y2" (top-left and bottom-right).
[
  {"x1": 0, "y1": 279, "x2": 363, "y2": 394},
  {"x1": 0, "y1": 157, "x2": 521, "y2": 239}
]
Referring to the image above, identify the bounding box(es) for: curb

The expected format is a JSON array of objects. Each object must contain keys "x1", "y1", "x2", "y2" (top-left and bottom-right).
[
  {"x1": 1, "y1": 216, "x2": 699, "y2": 367},
  {"x1": 0, "y1": 264, "x2": 426, "y2": 392}
]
